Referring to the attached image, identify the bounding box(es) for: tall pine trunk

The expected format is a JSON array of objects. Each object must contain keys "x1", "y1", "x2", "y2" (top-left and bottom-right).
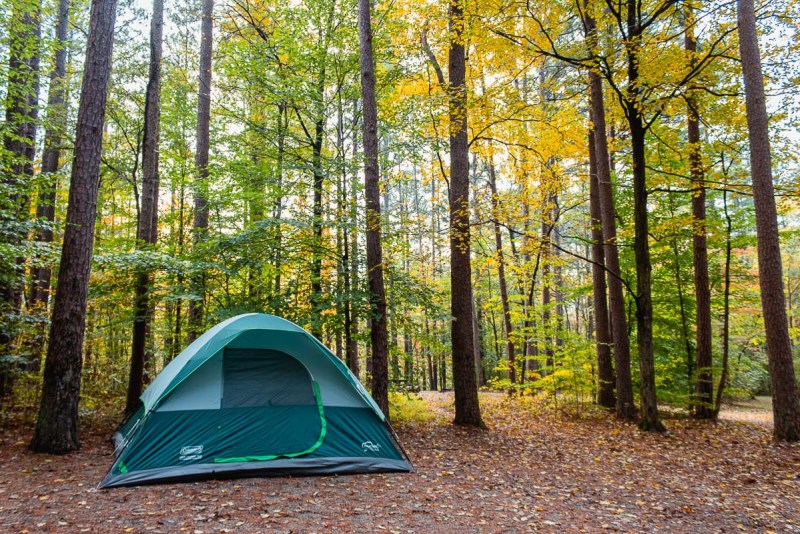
[
  {"x1": 358, "y1": 0, "x2": 389, "y2": 416},
  {"x1": 588, "y1": 114, "x2": 615, "y2": 409},
  {"x1": 127, "y1": 0, "x2": 164, "y2": 414},
  {"x1": 30, "y1": 0, "x2": 69, "y2": 313},
  {"x1": 448, "y1": 0, "x2": 483, "y2": 427},
  {"x1": 592, "y1": 84, "x2": 635, "y2": 418},
  {"x1": 586, "y1": 5, "x2": 635, "y2": 421},
  {"x1": 737, "y1": 0, "x2": 800, "y2": 441},
  {"x1": 187, "y1": 0, "x2": 214, "y2": 342},
  {"x1": 684, "y1": 5, "x2": 714, "y2": 419},
  {"x1": 30, "y1": 0, "x2": 118, "y2": 454}
]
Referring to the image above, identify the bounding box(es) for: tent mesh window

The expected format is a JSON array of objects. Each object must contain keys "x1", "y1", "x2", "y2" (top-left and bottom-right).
[{"x1": 222, "y1": 349, "x2": 316, "y2": 408}]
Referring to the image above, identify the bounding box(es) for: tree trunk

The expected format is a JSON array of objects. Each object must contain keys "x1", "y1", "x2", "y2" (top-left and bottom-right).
[
  {"x1": 588, "y1": 69, "x2": 635, "y2": 419},
  {"x1": 1, "y1": 1, "x2": 41, "y2": 351},
  {"x1": 684, "y1": 5, "x2": 714, "y2": 419},
  {"x1": 630, "y1": 112, "x2": 663, "y2": 432},
  {"x1": 738, "y1": 0, "x2": 800, "y2": 441},
  {"x1": 624, "y1": 1, "x2": 664, "y2": 431},
  {"x1": 448, "y1": 0, "x2": 483, "y2": 427},
  {"x1": 714, "y1": 189, "x2": 733, "y2": 416},
  {"x1": 309, "y1": 110, "x2": 325, "y2": 338},
  {"x1": 488, "y1": 158, "x2": 516, "y2": 385},
  {"x1": 127, "y1": 0, "x2": 164, "y2": 415},
  {"x1": 588, "y1": 116, "x2": 615, "y2": 409},
  {"x1": 358, "y1": 0, "x2": 389, "y2": 416},
  {"x1": 30, "y1": 0, "x2": 118, "y2": 454},
  {"x1": 670, "y1": 230, "x2": 694, "y2": 405},
  {"x1": 346, "y1": 102, "x2": 360, "y2": 378},
  {"x1": 30, "y1": 0, "x2": 69, "y2": 312},
  {"x1": 187, "y1": 0, "x2": 214, "y2": 342},
  {"x1": 629, "y1": 98, "x2": 664, "y2": 432},
  {"x1": 272, "y1": 102, "x2": 287, "y2": 308}
]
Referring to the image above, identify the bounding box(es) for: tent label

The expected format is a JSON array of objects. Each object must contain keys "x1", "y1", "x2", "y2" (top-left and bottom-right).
[
  {"x1": 179, "y1": 445, "x2": 204, "y2": 461},
  {"x1": 361, "y1": 441, "x2": 381, "y2": 453}
]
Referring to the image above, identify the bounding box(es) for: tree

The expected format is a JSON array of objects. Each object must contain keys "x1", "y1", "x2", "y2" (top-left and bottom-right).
[
  {"x1": 358, "y1": 0, "x2": 389, "y2": 416},
  {"x1": 588, "y1": 113, "x2": 615, "y2": 409},
  {"x1": 127, "y1": 0, "x2": 164, "y2": 414},
  {"x1": 30, "y1": 0, "x2": 119, "y2": 453},
  {"x1": 187, "y1": 0, "x2": 214, "y2": 342},
  {"x1": 584, "y1": 4, "x2": 635, "y2": 419},
  {"x1": 448, "y1": 0, "x2": 483, "y2": 427},
  {"x1": 30, "y1": 0, "x2": 70, "y2": 313},
  {"x1": 1, "y1": 1, "x2": 42, "y2": 349},
  {"x1": 683, "y1": 4, "x2": 713, "y2": 419},
  {"x1": 737, "y1": 0, "x2": 800, "y2": 441},
  {"x1": 487, "y1": 156, "x2": 516, "y2": 386}
]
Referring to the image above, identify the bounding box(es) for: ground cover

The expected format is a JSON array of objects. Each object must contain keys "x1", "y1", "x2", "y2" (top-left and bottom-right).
[{"x1": 1, "y1": 392, "x2": 798, "y2": 532}]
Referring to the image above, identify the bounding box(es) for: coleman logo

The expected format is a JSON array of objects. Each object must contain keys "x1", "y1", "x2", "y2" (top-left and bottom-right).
[
  {"x1": 361, "y1": 441, "x2": 381, "y2": 452},
  {"x1": 179, "y1": 445, "x2": 204, "y2": 461}
]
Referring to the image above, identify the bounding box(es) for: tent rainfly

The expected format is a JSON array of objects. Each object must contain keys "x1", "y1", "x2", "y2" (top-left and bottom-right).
[{"x1": 99, "y1": 313, "x2": 411, "y2": 488}]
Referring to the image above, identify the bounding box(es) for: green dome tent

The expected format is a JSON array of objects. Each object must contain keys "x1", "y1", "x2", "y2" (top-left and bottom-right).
[{"x1": 99, "y1": 313, "x2": 411, "y2": 488}]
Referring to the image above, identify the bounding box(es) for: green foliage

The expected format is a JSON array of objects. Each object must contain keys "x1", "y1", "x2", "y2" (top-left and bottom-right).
[{"x1": 388, "y1": 391, "x2": 436, "y2": 425}]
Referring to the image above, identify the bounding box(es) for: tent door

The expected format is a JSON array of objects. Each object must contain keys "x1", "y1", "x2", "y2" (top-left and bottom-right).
[{"x1": 213, "y1": 348, "x2": 325, "y2": 462}]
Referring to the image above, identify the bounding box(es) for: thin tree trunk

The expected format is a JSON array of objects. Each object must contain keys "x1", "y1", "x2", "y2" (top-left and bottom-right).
[
  {"x1": 685, "y1": 5, "x2": 714, "y2": 419},
  {"x1": 625, "y1": 0, "x2": 664, "y2": 431},
  {"x1": 346, "y1": 103, "x2": 360, "y2": 378},
  {"x1": 1, "y1": 1, "x2": 41, "y2": 360},
  {"x1": 588, "y1": 116, "x2": 615, "y2": 409},
  {"x1": 670, "y1": 230, "x2": 694, "y2": 402},
  {"x1": 714, "y1": 188, "x2": 733, "y2": 416},
  {"x1": 358, "y1": 0, "x2": 389, "y2": 416},
  {"x1": 448, "y1": 0, "x2": 483, "y2": 427},
  {"x1": 127, "y1": 0, "x2": 164, "y2": 414},
  {"x1": 541, "y1": 198, "x2": 554, "y2": 372},
  {"x1": 488, "y1": 158, "x2": 516, "y2": 385},
  {"x1": 30, "y1": 0, "x2": 118, "y2": 453},
  {"x1": 272, "y1": 102, "x2": 287, "y2": 308},
  {"x1": 738, "y1": 0, "x2": 800, "y2": 441},
  {"x1": 187, "y1": 0, "x2": 213, "y2": 342},
  {"x1": 30, "y1": 0, "x2": 69, "y2": 312},
  {"x1": 586, "y1": 4, "x2": 636, "y2": 421}
]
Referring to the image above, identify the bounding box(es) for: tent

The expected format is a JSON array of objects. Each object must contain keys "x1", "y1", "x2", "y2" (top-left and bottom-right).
[{"x1": 99, "y1": 313, "x2": 412, "y2": 488}]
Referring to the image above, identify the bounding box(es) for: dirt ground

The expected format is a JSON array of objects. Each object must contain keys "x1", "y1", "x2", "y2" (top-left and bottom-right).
[{"x1": 1, "y1": 392, "x2": 799, "y2": 533}]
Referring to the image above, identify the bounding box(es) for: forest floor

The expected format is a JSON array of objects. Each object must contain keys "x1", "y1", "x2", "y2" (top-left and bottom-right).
[{"x1": 1, "y1": 392, "x2": 799, "y2": 533}]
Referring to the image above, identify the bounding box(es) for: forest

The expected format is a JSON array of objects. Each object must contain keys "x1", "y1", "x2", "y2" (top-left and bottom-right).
[
  {"x1": 2, "y1": 0, "x2": 800, "y2": 529},
  {"x1": 1, "y1": 0, "x2": 800, "y2": 502}
]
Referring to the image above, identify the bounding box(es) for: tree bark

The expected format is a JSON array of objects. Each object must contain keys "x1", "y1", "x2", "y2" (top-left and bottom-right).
[
  {"x1": 488, "y1": 158, "x2": 516, "y2": 385},
  {"x1": 738, "y1": 0, "x2": 800, "y2": 441},
  {"x1": 590, "y1": 69, "x2": 635, "y2": 420},
  {"x1": 684, "y1": 5, "x2": 714, "y2": 419},
  {"x1": 1, "y1": 1, "x2": 41, "y2": 333},
  {"x1": 30, "y1": 0, "x2": 69, "y2": 313},
  {"x1": 714, "y1": 188, "x2": 733, "y2": 416},
  {"x1": 187, "y1": 0, "x2": 213, "y2": 342},
  {"x1": 30, "y1": 0, "x2": 118, "y2": 454},
  {"x1": 358, "y1": 0, "x2": 389, "y2": 416},
  {"x1": 346, "y1": 101, "x2": 360, "y2": 377},
  {"x1": 448, "y1": 0, "x2": 483, "y2": 427},
  {"x1": 588, "y1": 116, "x2": 615, "y2": 409},
  {"x1": 127, "y1": 0, "x2": 164, "y2": 415},
  {"x1": 625, "y1": 0, "x2": 664, "y2": 431}
]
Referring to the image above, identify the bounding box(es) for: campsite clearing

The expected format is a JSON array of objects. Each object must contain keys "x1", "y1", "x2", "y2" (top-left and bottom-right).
[{"x1": 1, "y1": 392, "x2": 799, "y2": 532}]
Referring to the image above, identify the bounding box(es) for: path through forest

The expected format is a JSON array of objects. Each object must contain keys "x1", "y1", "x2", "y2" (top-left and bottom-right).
[{"x1": 1, "y1": 393, "x2": 798, "y2": 532}]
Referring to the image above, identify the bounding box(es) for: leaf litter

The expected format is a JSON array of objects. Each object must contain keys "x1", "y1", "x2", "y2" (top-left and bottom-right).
[{"x1": 1, "y1": 392, "x2": 798, "y2": 532}]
